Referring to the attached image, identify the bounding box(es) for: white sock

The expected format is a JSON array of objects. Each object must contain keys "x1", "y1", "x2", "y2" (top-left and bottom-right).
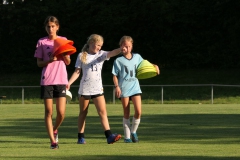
[
  {"x1": 131, "y1": 117, "x2": 140, "y2": 133},
  {"x1": 123, "y1": 118, "x2": 131, "y2": 139}
]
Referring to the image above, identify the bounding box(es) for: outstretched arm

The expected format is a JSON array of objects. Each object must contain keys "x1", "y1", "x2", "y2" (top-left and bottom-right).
[{"x1": 107, "y1": 48, "x2": 122, "y2": 58}]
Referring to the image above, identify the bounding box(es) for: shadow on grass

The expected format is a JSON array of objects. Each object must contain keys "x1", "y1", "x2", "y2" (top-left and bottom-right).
[
  {"x1": 140, "y1": 114, "x2": 240, "y2": 144},
  {"x1": 0, "y1": 110, "x2": 240, "y2": 159},
  {"x1": 0, "y1": 155, "x2": 239, "y2": 160},
  {"x1": 0, "y1": 113, "x2": 240, "y2": 144}
]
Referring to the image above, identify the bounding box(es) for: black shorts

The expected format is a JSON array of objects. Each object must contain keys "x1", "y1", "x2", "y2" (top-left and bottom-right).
[
  {"x1": 80, "y1": 93, "x2": 103, "y2": 100},
  {"x1": 119, "y1": 93, "x2": 142, "y2": 100},
  {"x1": 41, "y1": 85, "x2": 66, "y2": 99}
]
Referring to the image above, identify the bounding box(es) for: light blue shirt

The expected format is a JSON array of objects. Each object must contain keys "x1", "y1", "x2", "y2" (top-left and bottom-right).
[{"x1": 112, "y1": 53, "x2": 143, "y2": 97}]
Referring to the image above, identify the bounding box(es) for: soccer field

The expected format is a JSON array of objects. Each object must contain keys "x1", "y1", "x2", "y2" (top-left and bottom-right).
[{"x1": 0, "y1": 104, "x2": 240, "y2": 160}]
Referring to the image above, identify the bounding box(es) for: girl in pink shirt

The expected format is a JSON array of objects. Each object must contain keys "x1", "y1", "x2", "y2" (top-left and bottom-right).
[{"x1": 34, "y1": 16, "x2": 71, "y2": 149}]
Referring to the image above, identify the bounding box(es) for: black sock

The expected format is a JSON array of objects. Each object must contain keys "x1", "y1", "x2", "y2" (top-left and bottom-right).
[
  {"x1": 104, "y1": 130, "x2": 112, "y2": 138},
  {"x1": 78, "y1": 133, "x2": 84, "y2": 139}
]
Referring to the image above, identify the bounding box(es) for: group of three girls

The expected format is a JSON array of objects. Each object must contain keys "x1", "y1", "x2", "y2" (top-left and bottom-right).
[{"x1": 34, "y1": 16, "x2": 160, "y2": 149}]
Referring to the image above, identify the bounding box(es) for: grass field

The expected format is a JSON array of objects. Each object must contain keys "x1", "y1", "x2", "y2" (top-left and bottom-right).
[{"x1": 0, "y1": 104, "x2": 240, "y2": 160}]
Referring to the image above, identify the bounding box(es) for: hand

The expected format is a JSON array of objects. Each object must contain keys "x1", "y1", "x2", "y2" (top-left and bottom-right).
[
  {"x1": 66, "y1": 84, "x2": 70, "y2": 90},
  {"x1": 115, "y1": 86, "x2": 121, "y2": 98},
  {"x1": 154, "y1": 65, "x2": 160, "y2": 75},
  {"x1": 120, "y1": 47, "x2": 124, "y2": 53},
  {"x1": 62, "y1": 52, "x2": 69, "y2": 57},
  {"x1": 62, "y1": 53, "x2": 70, "y2": 60},
  {"x1": 49, "y1": 54, "x2": 57, "y2": 62},
  {"x1": 121, "y1": 46, "x2": 127, "y2": 53}
]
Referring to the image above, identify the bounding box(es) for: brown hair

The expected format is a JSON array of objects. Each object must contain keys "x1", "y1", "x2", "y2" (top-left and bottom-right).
[
  {"x1": 44, "y1": 16, "x2": 59, "y2": 27},
  {"x1": 119, "y1": 36, "x2": 133, "y2": 46},
  {"x1": 80, "y1": 34, "x2": 104, "y2": 64}
]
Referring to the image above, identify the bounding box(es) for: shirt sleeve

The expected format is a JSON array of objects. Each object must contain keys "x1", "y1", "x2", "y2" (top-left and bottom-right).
[
  {"x1": 112, "y1": 59, "x2": 120, "y2": 76},
  {"x1": 34, "y1": 40, "x2": 43, "y2": 59},
  {"x1": 75, "y1": 53, "x2": 82, "y2": 68},
  {"x1": 101, "y1": 50, "x2": 110, "y2": 61}
]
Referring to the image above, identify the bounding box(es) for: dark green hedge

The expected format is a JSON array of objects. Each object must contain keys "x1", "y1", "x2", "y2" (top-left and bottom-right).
[{"x1": 1, "y1": 0, "x2": 240, "y2": 74}]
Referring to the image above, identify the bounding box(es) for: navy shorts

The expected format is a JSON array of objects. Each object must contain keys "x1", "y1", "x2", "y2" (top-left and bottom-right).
[
  {"x1": 41, "y1": 85, "x2": 66, "y2": 99},
  {"x1": 79, "y1": 93, "x2": 104, "y2": 100}
]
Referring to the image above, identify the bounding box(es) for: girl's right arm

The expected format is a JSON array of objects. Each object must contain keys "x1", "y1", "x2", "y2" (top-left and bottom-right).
[
  {"x1": 113, "y1": 75, "x2": 121, "y2": 98},
  {"x1": 67, "y1": 68, "x2": 81, "y2": 90}
]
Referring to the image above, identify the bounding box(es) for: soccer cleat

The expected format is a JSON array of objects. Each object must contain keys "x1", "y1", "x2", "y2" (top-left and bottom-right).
[
  {"x1": 50, "y1": 142, "x2": 59, "y2": 149},
  {"x1": 107, "y1": 134, "x2": 121, "y2": 144},
  {"x1": 77, "y1": 137, "x2": 86, "y2": 144},
  {"x1": 131, "y1": 133, "x2": 139, "y2": 143},
  {"x1": 124, "y1": 138, "x2": 132, "y2": 143},
  {"x1": 54, "y1": 130, "x2": 58, "y2": 143}
]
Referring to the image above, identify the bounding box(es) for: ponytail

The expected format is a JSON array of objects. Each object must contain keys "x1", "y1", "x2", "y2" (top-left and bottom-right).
[
  {"x1": 80, "y1": 34, "x2": 104, "y2": 64},
  {"x1": 80, "y1": 44, "x2": 88, "y2": 64}
]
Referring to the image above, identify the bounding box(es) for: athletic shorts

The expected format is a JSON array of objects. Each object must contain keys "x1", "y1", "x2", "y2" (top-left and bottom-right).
[
  {"x1": 79, "y1": 93, "x2": 104, "y2": 100},
  {"x1": 41, "y1": 85, "x2": 66, "y2": 99},
  {"x1": 119, "y1": 93, "x2": 142, "y2": 100}
]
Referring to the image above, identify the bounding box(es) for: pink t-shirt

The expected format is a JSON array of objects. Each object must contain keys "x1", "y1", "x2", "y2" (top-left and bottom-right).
[{"x1": 34, "y1": 36, "x2": 69, "y2": 85}]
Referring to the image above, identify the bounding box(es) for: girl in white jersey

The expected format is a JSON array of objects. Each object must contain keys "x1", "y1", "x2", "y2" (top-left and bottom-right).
[
  {"x1": 67, "y1": 34, "x2": 122, "y2": 144},
  {"x1": 34, "y1": 16, "x2": 71, "y2": 149},
  {"x1": 112, "y1": 36, "x2": 160, "y2": 143}
]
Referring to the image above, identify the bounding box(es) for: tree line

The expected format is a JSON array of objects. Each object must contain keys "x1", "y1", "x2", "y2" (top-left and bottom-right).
[{"x1": 0, "y1": 0, "x2": 240, "y2": 74}]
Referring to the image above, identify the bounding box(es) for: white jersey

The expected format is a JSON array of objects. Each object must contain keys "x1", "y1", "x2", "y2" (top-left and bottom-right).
[{"x1": 75, "y1": 50, "x2": 109, "y2": 95}]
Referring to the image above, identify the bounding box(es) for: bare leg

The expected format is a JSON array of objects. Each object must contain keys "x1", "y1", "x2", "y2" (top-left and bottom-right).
[
  {"x1": 131, "y1": 95, "x2": 141, "y2": 119},
  {"x1": 53, "y1": 97, "x2": 66, "y2": 131},
  {"x1": 92, "y1": 95, "x2": 121, "y2": 143},
  {"x1": 44, "y1": 99, "x2": 55, "y2": 143},
  {"x1": 92, "y1": 95, "x2": 110, "y2": 130},
  {"x1": 78, "y1": 96, "x2": 89, "y2": 133},
  {"x1": 121, "y1": 97, "x2": 130, "y2": 119}
]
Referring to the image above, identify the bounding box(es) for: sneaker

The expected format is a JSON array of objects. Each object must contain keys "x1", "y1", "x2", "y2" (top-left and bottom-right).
[
  {"x1": 124, "y1": 138, "x2": 132, "y2": 143},
  {"x1": 54, "y1": 130, "x2": 58, "y2": 143},
  {"x1": 50, "y1": 142, "x2": 59, "y2": 149},
  {"x1": 107, "y1": 134, "x2": 121, "y2": 144},
  {"x1": 77, "y1": 137, "x2": 86, "y2": 144},
  {"x1": 131, "y1": 133, "x2": 139, "y2": 143}
]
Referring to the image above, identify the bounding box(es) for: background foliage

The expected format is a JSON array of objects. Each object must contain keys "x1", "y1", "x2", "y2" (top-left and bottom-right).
[{"x1": 1, "y1": 0, "x2": 240, "y2": 74}]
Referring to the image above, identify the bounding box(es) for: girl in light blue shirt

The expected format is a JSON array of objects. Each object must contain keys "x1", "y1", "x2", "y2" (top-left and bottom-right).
[{"x1": 112, "y1": 36, "x2": 160, "y2": 143}]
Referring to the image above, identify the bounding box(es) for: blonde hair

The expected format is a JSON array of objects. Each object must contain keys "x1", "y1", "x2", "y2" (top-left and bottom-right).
[
  {"x1": 80, "y1": 34, "x2": 104, "y2": 64},
  {"x1": 119, "y1": 36, "x2": 133, "y2": 46}
]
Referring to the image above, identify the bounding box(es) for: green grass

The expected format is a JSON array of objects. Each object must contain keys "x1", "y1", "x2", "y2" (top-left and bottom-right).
[
  {"x1": 0, "y1": 104, "x2": 240, "y2": 159},
  {"x1": 1, "y1": 69, "x2": 240, "y2": 104}
]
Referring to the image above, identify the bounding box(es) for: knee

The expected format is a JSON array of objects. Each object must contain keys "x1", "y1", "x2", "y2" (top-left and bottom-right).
[
  {"x1": 45, "y1": 110, "x2": 53, "y2": 117},
  {"x1": 134, "y1": 111, "x2": 141, "y2": 118},
  {"x1": 79, "y1": 110, "x2": 88, "y2": 117},
  {"x1": 56, "y1": 109, "x2": 65, "y2": 119},
  {"x1": 58, "y1": 112, "x2": 65, "y2": 119},
  {"x1": 98, "y1": 110, "x2": 107, "y2": 117}
]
